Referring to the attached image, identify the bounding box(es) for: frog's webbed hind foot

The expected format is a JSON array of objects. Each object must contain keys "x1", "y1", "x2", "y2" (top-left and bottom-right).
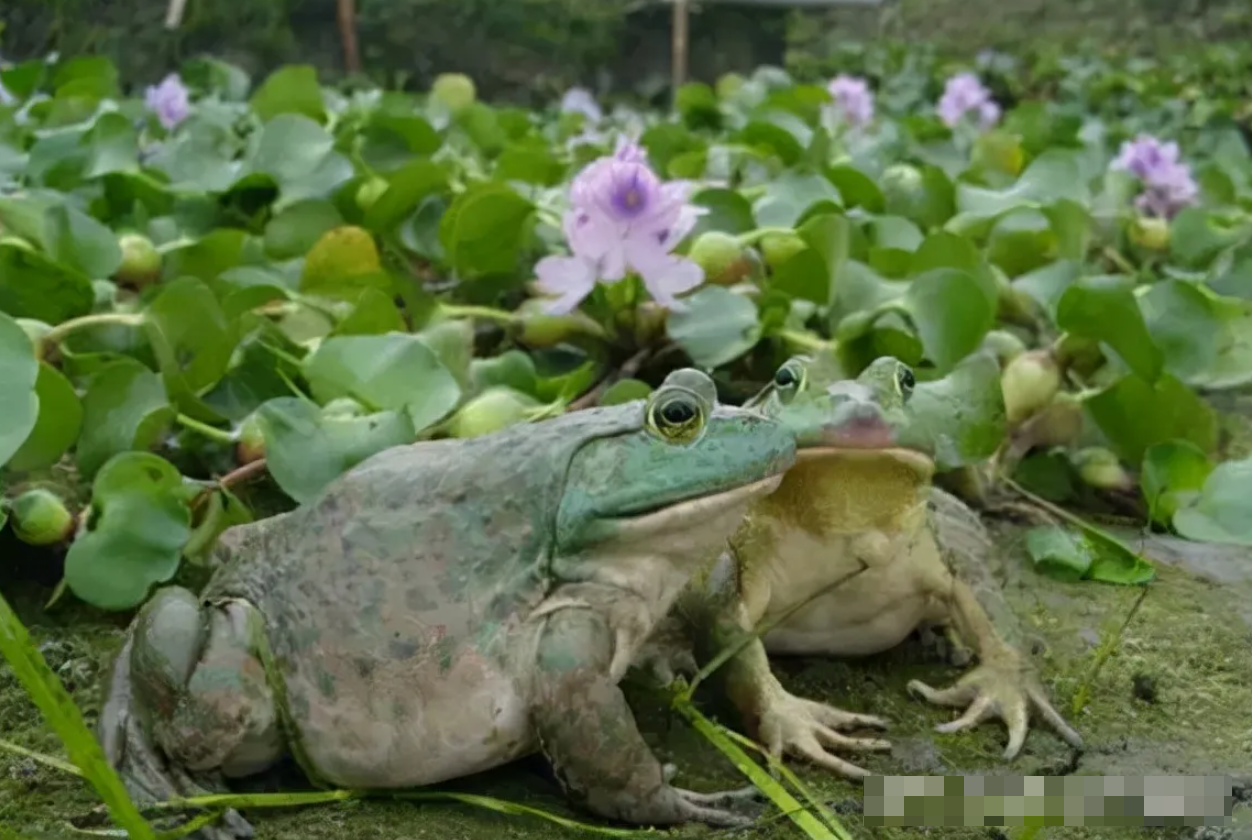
[{"x1": 99, "y1": 587, "x2": 283, "y2": 840}]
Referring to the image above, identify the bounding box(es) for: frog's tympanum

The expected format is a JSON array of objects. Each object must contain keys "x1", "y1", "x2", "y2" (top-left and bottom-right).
[
  {"x1": 98, "y1": 369, "x2": 797, "y2": 838},
  {"x1": 645, "y1": 355, "x2": 1082, "y2": 780}
]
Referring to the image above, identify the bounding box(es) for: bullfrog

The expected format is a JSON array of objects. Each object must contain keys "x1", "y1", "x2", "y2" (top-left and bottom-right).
[
  {"x1": 642, "y1": 354, "x2": 1083, "y2": 779},
  {"x1": 97, "y1": 369, "x2": 798, "y2": 839}
]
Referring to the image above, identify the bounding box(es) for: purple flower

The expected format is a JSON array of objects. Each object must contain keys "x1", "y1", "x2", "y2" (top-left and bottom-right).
[
  {"x1": 827, "y1": 74, "x2": 874, "y2": 128},
  {"x1": 937, "y1": 72, "x2": 1000, "y2": 130},
  {"x1": 1110, "y1": 134, "x2": 1199, "y2": 219},
  {"x1": 534, "y1": 138, "x2": 706, "y2": 314},
  {"x1": 144, "y1": 73, "x2": 190, "y2": 130},
  {"x1": 560, "y1": 87, "x2": 603, "y2": 124}
]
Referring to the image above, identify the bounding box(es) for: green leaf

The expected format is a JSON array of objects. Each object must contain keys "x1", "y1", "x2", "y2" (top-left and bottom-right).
[
  {"x1": 250, "y1": 64, "x2": 326, "y2": 123},
  {"x1": 7, "y1": 363, "x2": 83, "y2": 472},
  {"x1": 77, "y1": 359, "x2": 175, "y2": 479},
  {"x1": 82, "y1": 112, "x2": 139, "y2": 178},
  {"x1": 256, "y1": 397, "x2": 415, "y2": 504},
  {"x1": 0, "y1": 311, "x2": 40, "y2": 467},
  {"x1": 494, "y1": 145, "x2": 566, "y2": 187},
  {"x1": 1024, "y1": 525, "x2": 1154, "y2": 585},
  {"x1": 302, "y1": 333, "x2": 462, "y2": 432},
  {"x1": 1139, "y1": 280, "x2": 1252, "y2": 389},
  {"x1": 899, "y1": 350, "x2": 1006, "y2": 470},
  {"x1": 362, "y1": 158, "x2": 448, "y2": 234},
  {"x1": 438, "y1": 183, "x2": 535, "y2": 278},
  {"x1": 902, "y1": 268, "x2": 996, "y2": 372},
  {"x1": 183, "y1": 489, "x2": 254, "y2": 566},
  {"x1": 264, "y1": 199, "x2": 344, "y2": 260},
  {"x1": 1168, "y1": 208, "x2": 1248, "y2": 269},
  {"x1": 752, "y1": 172, "x2": 842, "y2": 229},
  {"x1": 1140, "y1": 440, "x2": 1213, "y2": 527},
  {"x1": 771, "y1": 213, "x2": 850, "y2": 306},
  {"x1": 667, "y1": 287, "x2": 762, "y2": 369},
  {"x1": 64, "y1": 452, "x2": 192, "y2": 611},
  {"x1": 144, "y1": 278, "x2": 237, "y2": 419},
  {"x1": 247, "y1": 114, "x2": 354, "y2": 209},
  {"x1": 1171, "y1": 456, "x2": 1252, "y2": 546},
  {"x1": 1056, "y1": 275, "x2": 1163, "y2": 382},
  {"x1": 1084, "y1": 373, "x2": 1217, "y2": 465},
  {"x1": 43, "y1": 203, "x2": 123, "y2": 279},
  {"x1": 986, "y1": 208, "x2": 1056, "y2": 278},
  {"x1": 691, "y1": 188, "x2": 756, "y2": 237},
  {"x1": 948, "y1": 149, "x2": 1089, "y2": 238},
  {"x1": 826, "y1": 165, "x2": 884, "y2": 213},
  {"x1": 470, "y1": 350, "x2": 540, "y2": 397},
  {"x1": 600, "y1": 379, "x2": 653, "y2": 406},
  {"x1": 737, "y1": 118, "x2": 806, "y2": 166},
  {"x1": 332, "y1": 287, "x2": 407, "y2": 336},
  {"x1": 0, "y1": 592, "x2": 157, "y2": 840}
]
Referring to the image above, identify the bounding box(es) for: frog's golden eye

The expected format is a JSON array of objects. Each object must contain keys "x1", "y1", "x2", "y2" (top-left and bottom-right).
[
  {"x1": 771, "y1": 359, "x2": 807, "y2": 404},
  {"x1": 896, "y1": 364, "x2": 916, "y2": 399},
  {"x1": 647, "y1": 390, "x2": 706, "y2": 444}
]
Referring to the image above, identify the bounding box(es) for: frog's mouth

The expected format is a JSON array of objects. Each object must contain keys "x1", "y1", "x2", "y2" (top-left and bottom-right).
[{"x1": 606, "y1": 474, "x2": 785, "y2": 534}]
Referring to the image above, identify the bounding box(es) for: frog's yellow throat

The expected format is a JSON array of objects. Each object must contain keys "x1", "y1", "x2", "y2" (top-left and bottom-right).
[{"x1": 752, "y1": 446, "x2": 934, "y2": 536}]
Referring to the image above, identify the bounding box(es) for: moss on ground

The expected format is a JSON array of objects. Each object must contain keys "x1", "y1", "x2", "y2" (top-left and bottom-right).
[{"x1": 2, "y1": 520, "x2": 1250, "y2": 840}]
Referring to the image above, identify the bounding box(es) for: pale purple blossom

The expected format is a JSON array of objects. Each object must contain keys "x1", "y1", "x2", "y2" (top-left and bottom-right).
[
  {"x1": 144, "y1": 73, "x2": 190, "y2": 130},
  {"x1": 827, "y1": 74, "x2": 874, "y2": 128},
  {"x1": 534, "y1": 137, "x2": 706, "y2": 314},
  {"x1": 560, "y1": 87, "x2": 603, "y2": 124},
  {"x1": 1110, "y1": 134, "x2": 1199, "y2": 219},
  {"x1": 937, "y1": 72, "x2": 1000, "y2": 130}
]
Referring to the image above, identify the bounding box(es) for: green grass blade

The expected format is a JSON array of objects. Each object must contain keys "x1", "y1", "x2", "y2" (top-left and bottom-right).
[
  {"x1": 0, "y1": 736, "x2": 85, "y2": 776},
  {"x1": 671, "y1": 694, "x2": 837, "y2": 840},
  {"x1": 0, "y1": 591, "x2": 156, "y2": 840}
]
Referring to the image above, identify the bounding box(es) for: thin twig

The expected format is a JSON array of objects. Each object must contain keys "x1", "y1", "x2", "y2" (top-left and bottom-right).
[
  {"x1": 217, "y1": 459, "x2": 268, "y2": 491},
  {"x1": 568, "y1": 348, "x2": 651, "y2": 411}
]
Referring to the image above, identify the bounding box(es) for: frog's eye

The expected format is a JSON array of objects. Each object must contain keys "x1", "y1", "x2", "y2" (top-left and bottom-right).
[
  {"x1": 647, "y1": 391, "x2": 706, "y2": 444},
  {"x1": 895, "y1": 364, "x2": 916, "y2": 399},
  {"x1": 771, "y1": 359, "x2": 807, "y2": 404}
]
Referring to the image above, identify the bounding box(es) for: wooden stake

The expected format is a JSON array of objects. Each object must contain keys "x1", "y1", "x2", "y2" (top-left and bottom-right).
[
  {"x1": 671, "y1": 0, "x2": 689, "y2": 105},
  {"x1": 337, "y1": 0, "x2": 362, "y2": 75},
  {"x1": 164, "y1": 0, "x2": 188, "y2": 29}
]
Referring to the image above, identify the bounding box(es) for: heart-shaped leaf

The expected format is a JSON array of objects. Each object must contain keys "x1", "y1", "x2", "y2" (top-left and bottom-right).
[
  {"x1": 256, "y1": 397, "x2": 415, "y2": 504},
  {"x1": 1057, "y1": 275, "x2": 1163, "y2": 382},
  {"x1": 771, "y1": 213, "x2": 850, "y2": 306},
  {"x1": 1141, "y1": 440, "x2": 1213, "y2": 527},
  {"x1": 7, "y1": 362, "x2": 82, "y2": 472},
  {"x1": 1025, "y1": 525, "x2": 1154, "y2": 585},
  {"x1": 1171, "y1": 456, "x2": 1252, "y2": 546},
  {"x1": 899, "y1": 350, "x2": 1006, "y2": 470},
  {"x1": 902, "y1": 268, "x2": 996, "y2": 372},
  {"x1": 752, "y1": 171, "x2": 842, "y2": 229},
  {"x1": 0, "y1": 311, "x2": 40, "y2": 467},
  {"x1": 302, "y1": 333, "x2": 462, "y2": 432},
  {"x1": 438, "y1": 183, "x2": 535, "y2": 278},
  {"x1": 77, "y1": 359, "x2": 175, "y2": 478},
  {"x1": 246, "y1": 114, "x2": 354, "y2": 209},
  {"x1": 64, "y1": 452, "x2": 192, "y2": 611},
  {"x1": 668, "y1": 287, "x2": 762, "y2": 369},
  {"x1": 250, "y1": 64, "x2": 326, "y2": 123}
]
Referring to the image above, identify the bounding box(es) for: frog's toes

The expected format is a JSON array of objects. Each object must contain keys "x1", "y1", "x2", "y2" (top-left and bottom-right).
[
  {"x1": 757, "y1": 693, "x2": 891, "y2": 782},
  {"x1": 907, "y1": 665, "x2": 1083, "y2": 760}
]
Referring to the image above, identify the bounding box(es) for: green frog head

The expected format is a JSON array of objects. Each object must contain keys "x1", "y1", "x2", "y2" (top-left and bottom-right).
[
  {"x1": 556, "y1": 368, "x2": 796, "y2": 552},
  {"x1": 744, "y1": 354, "x2": 935, "y2": 530}
]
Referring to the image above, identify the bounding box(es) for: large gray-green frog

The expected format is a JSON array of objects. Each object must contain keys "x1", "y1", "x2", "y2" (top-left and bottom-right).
[
  {"x1": 97, "y1": 369, "x2": 797, "y2": 839},
  {"x1": 641, "y1": 355, "x2": 1082, "y2": 779}
]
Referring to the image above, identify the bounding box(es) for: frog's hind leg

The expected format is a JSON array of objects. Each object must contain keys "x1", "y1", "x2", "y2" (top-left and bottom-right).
[{"x1": 99, "y1": 587, "x2": 283, "y2": 840}]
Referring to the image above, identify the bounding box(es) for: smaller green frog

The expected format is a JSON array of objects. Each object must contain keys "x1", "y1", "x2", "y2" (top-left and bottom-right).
[
  {"x1": 643, "y1": 355, "x2": 1082, "y2": 779},
  {"x1": 98, "y1": 370, "x2": 797, "y2": 839}
]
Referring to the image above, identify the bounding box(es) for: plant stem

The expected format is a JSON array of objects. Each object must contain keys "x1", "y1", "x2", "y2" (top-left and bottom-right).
[
  {"x1": 175, "y1": 415, "x2": 235, "y2": 445},
  {"x1": 438, "y1": 304, "x2": 519, "y2": 324},
  {"x1": 776, "y1": 329, "x2": 832, "y2": 353},
  {"x1": 40, "y1": 312, "x2": 145, "y2": 349},
  {"x1": 737, "y1": 226, "x2": 797, "y2": 245}
]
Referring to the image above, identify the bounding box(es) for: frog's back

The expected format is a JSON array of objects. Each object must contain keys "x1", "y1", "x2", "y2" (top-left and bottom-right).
[{"x1": 203, "y1": 409, "x2": 638, "y2": 788}]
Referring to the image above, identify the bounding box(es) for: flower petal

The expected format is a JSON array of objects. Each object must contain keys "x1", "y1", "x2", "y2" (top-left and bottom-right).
[
  {"x1": 630, "y1": 247, "x2": 705, "y2": 309},
  {"x1": 534, "y1": 255, "x2": 595, "y2": 314}
]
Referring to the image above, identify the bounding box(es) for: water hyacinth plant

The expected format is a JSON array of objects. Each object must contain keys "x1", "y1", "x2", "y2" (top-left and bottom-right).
[
  {"x1": 1110, "y1": 134, "x2": 1200, "y2": 219},
  {"x1": 143, "y1": 73, "x2": 190, "y2": 129},
  {"x1": 826, "y1": 74, "x2": 874, "y2": 128},
  {"x1": 937, "y1": 71, "x2": 1000, "y2": 129},
  {"x1": 534, "y1": 138, "x2": 706, "y2": 313}
]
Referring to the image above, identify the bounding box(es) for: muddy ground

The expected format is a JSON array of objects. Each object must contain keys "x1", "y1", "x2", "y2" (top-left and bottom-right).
[{"x1": 2, "y1": 520, "x2": 1250, "y2": 840}]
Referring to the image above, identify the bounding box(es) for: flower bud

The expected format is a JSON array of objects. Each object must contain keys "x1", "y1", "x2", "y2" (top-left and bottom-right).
[
  {"x1": 1020, "y1": 391, "x2": 1084, "y2": 450},
  {"x1": 758, "y1": 231, "x2": 807, "y2": 271},
  {"x1": 447, "y1": 387, "x2": 539, "y2": 439},
  {"x1": 881, "y1": 163, "x2": 924, "y2": 197},
  {"x1": 980, "y1": 329, "x2": 1027, "y2": 366},
  {"x1": 1129, "y1": 216, "x2": 1170, "y2": 251},
  {"x1": 517, "y1": 308, "x2": 602, "y2": 348},
  {"x1": 355, "y1": 177, "x2": 389, "y2": 213},
  {"x1": 9, "y1": 489, "x2": 75, "y2": 547},
  {"x1": 1073, "y1": 447, "x2": 1133, "y2": 491},
  {"x1": 113, "y1": 233, "x2": 163, "y2": 289},
  {"x1": 1001, "y1": 349, "x2": 1062, "y2": 426},
  {"x1": 688, "y1": 232, "x2": 750, "y2": 286},
  {"x1": 321, "y1": 397, "x2": 367, "y2": 419},
  {"x1": 716, "y1": 73, "x2": 746, "y2": 99},
  {"x1": 234, "y1": 414, "x2": 266, "y2": 465},
  {"x1": 431, "y1": 73, "x2": 477, "y2": 113}
]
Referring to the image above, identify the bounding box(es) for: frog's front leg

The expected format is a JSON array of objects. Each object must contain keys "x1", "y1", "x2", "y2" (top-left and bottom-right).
[
  {"x1": 906, "y1": 511, "x2": 1083, "y2": 759},
  {"x1": 530, "y1": 604, "x2": 761, "y2": 827},
  {"x1": 680, "y1": 552, "x2": 890, "y2": 781},
  {"x1": 99, "y1": 587, "x2": 283, "y2": 840}
]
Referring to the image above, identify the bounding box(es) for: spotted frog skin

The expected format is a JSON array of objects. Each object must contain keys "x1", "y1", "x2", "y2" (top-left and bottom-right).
[
  {"x1": 641, "y1": 355, "x2": 1082, "y2": 779},
  {"x1": 97, "y1": 369, "x2": 796, "y2": 838}
]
